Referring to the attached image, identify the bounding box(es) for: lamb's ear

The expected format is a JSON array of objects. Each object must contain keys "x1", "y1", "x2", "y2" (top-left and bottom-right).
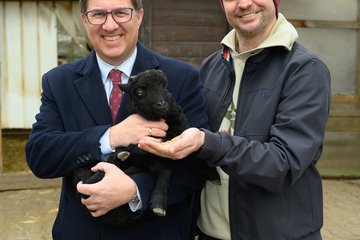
[
  {"x1": 156, "y1": 70, "x2": 168, "y2": 87},
  {"x1": 128, "y1": 75, "x2": 136, "y2": 83},
  {"x1": 118, "y1": 83, "x2": 130, "y2": 92},
  {"x1": 156, "y1": 69, "x2": 166, "y2": 77}
]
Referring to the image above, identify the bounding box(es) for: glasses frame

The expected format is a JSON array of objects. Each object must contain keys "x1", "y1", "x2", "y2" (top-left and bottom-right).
[{"x1": 84, "y1": 8, "x2": 134, "y2": 25}]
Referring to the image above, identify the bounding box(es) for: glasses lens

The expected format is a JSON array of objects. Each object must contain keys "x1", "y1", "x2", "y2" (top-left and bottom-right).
[
  {"x1": 87, "y1": 10, "x2": 107, "y2": 25},
  {"x1": 112, "y1": 8, "x2": 133, "y2": 23},
  {"x1": 86, "y1": 8, "x2": 133, "y2": 25}
]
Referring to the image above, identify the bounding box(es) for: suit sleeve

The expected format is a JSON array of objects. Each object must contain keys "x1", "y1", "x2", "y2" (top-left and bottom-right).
[{"x1": 25, "y1": 72, "x2": 109, "y2": 179}]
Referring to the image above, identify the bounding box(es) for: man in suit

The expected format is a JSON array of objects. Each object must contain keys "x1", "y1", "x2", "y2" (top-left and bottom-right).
[{"x1": 25, "y1": 0, "x2": 207, "y2": 239}]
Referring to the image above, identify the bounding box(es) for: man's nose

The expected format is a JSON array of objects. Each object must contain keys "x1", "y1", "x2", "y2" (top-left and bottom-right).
[{"x1": 102, "y1": 13, "x2": 119, "y2": 30}]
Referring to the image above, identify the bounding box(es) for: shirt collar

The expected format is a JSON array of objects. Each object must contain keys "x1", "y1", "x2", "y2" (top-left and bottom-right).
[
  {"x1": 97, "y1": 47, "x2": 138, "y2": 84},
  {"x1": 221, "y1": 13, "x2": 298, "y2": 59}
]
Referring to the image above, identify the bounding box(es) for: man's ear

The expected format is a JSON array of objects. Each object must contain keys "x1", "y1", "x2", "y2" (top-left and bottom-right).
[
  {"x1": 136, "y1": 8, "x2": 144, "y2": 29},
  {"x1": 80, "y1": 13, "x2": 87, "y2": 27}
]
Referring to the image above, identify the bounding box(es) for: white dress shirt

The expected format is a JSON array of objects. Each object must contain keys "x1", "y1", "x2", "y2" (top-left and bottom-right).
[{"x1": 96, "y1": 48, "x2": 142, "y2": 211}]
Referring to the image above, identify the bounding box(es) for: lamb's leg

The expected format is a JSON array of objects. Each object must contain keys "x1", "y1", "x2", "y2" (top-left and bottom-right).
[{"x1": 149, "y1": 163, "x2": 171, "y2": 216}]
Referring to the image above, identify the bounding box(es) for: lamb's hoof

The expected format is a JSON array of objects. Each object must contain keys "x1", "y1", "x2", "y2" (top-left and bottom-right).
[
  {"x1": 152, "y1": 207, "x2": 166, "y2": 216},
  {"x1": 117, "y1": 151, "x2": 130, "y2": 161}
]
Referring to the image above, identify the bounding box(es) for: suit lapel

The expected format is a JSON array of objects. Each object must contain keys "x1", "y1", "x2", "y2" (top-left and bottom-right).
[
  {"x1": 131, "y1": 42, "x2": 160, "y2": 75},
  {"x1": 74, "y1": 43, "x2": 161, "y2": 125},
  {"x1": 74, "y1": 52, "x2": 113, "y2": 125},
  {"x1": 116, "y1": 42, "x2": 161, "y2": 123}
]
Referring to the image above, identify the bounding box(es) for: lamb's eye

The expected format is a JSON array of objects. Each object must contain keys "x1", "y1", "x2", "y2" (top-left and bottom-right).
[{"x1": 136, "y1": 88, "x2": 144, "y2": 97}]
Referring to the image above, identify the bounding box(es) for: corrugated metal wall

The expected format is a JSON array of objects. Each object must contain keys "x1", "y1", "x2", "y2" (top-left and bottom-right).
[{"x1": 0, "y1": 1, "x2": 57, "y2": 128}]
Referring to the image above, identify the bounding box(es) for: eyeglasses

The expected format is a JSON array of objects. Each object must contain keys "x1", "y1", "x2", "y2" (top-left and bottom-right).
[{"x1": 84, "y1": 8, "x2": 134, "y2": 25}]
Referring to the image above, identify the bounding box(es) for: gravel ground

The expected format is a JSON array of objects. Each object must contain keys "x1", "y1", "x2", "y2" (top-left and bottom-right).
[{"x1": 0, "y1": 179, "x2": 359, "y2": 240}]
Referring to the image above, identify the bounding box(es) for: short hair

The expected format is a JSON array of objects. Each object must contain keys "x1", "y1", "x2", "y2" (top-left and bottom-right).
[{"x1": 79, "y1": 0, "x2": 143, "y2": 13}]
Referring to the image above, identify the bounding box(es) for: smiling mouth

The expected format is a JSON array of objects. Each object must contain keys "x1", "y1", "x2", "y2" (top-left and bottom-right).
[
  {"x1": 240, "y1": 11, "x2": 259, "y2": 19},
  {"x1": 103, "y1": 35, "x2": 121, "y2": 41}
]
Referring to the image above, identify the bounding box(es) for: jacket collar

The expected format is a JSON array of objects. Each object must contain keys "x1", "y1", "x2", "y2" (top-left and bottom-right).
[
  {"x1": 74, "y1": 52, "x2": 111, "y2": 125},
  {"x1": 221, "y1": 13, "x2": 298, "y2": 61},
  {"x1": 131, "y1": 42, "x2": 160, "y2": 75}
]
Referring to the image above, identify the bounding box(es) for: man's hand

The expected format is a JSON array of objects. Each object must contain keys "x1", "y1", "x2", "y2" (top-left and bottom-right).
[
  {"x1": 76, "y1": 162, "x2": 137, "y2": 217},
  {"x1": 109, "y1": 114, "x2": 168, "y2": 148},
  {"x1": 138, "y1": 127, "x2": 205, "y2": 160}
]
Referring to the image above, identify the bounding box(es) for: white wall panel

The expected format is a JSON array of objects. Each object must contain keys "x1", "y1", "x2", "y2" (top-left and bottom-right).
[
  {"x1": 3, "y1": 2, "x2": 23, "y2": 128},
  {"x1": 0, "y1": 1, "x2": 2, "y2": 172},
  {"x1": 38, "y1": 2, "x2": 57, "y2": 76},
  {"x1": 0, "y1": 2, "x2": 3, "y2": 107},
  {"x1": 1, "y1": 1, "x2": 57, "y2": 128},
  {"x1": 280, "y1": 0, "x2": 358, "y2": 21},
  {"x1": 280, "y1": 1, "x2": 359, "y2": 95},
  {"x1": 297, "y1": 28, "x2": 357, "y2": 94},
  {"x1": 22, "y1": 2, "x2": 41, "y2": 127}
]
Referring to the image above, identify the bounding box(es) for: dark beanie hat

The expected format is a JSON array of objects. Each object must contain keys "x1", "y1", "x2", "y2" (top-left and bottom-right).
[
  {"x1": 274, "y1": 0, "x2": 279, "y2": 18},
  {"x1": 220, "y1": 0, "x2": 280, "y2": 18}
]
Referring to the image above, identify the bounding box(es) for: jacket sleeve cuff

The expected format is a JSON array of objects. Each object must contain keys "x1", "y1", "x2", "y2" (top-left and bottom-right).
[
  {"x1": 196, "y1": 128, "x2": 222, "y2": 162},
  {"x1": 129, "y1": 171, "x2": 155, "y2": 213}
]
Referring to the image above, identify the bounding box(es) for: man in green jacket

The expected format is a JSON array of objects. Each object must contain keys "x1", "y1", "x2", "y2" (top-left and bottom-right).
[{"x1": 139, "y1": 0, "x2": 331, "y2": 239}]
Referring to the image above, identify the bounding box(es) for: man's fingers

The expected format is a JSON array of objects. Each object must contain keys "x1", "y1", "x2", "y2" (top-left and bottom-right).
[
  {"x1": 81, "y1": 196, "x2": 106, "y2": 217},
  {"x1": 138, "y1": 137, "x2": 188, "y2": 160},
  {"x1": 85, "y1": 206, "x2": 103, "y2": 217},
  {"x1": 77, "y1": 181, "x2": 96, "y2": 197},
  {"x1": 84, "y1": 202, "x2": 97, "y2": 211},
  {"x1": 138, "y1": 138, "x2": 165, "y2": 152},
  {"x1": 89, "y1": 209, "x2": 106, "y2": 217},
  {"x1": 90, "y1": 162, "x2": 108, "y2": 172},
  {"x1": 142, "y1": 136, "x2": 162, "y2": 143}
]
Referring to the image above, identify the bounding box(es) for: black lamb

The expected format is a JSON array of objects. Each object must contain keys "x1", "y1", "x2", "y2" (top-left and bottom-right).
[{"x1": 74, "y1": 69, "x2": 220, "y2": 226}]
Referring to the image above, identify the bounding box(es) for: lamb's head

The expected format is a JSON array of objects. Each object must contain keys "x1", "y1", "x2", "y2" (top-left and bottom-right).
[{"x1": 119, "y1": 69, "x2": 172, "y2": 121}]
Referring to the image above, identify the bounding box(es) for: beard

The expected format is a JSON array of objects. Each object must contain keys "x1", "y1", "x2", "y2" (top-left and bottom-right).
[{"x1": 230, "y1": 8, "x2": 276, "y2": 40}]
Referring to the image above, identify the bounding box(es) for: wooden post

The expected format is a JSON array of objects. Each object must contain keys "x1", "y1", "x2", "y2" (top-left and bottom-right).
[
  {"x1": 140, "y1": 0, "x2": 152, "y2": 48},
  {"x1": 0, "y1": 2, "x2": 2, "y2": 174},
  {"x1": 0, "y1": 127, "x2": 2, "y2": 174},
  {"x1": 357, "y1": 0, "x2": 360, "y2": 97}
]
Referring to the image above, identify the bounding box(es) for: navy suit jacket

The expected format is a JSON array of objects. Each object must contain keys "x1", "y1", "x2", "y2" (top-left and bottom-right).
[{"x1": 26, "y1": 42, "x2": 208, "y2": 240}]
